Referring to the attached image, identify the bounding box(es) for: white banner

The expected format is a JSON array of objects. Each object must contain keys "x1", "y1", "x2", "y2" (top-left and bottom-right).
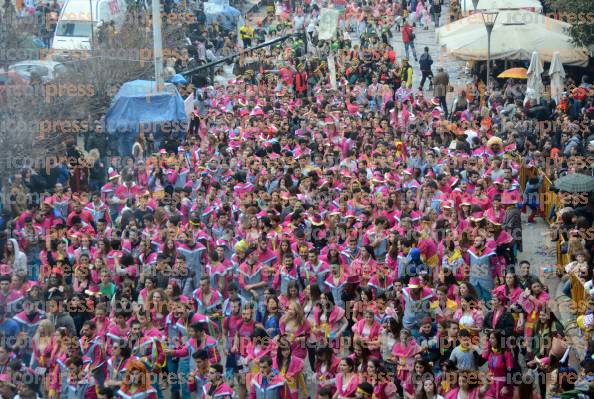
[
  {"x1": 318, "y1": 8, "x2": 340, "y2": 41},
  {"x1": 327, "y1": 55, "x2": 337, "y2": 90},
  {"x1": 184, "y1": 92, "x2": 195, "y2": 118}
]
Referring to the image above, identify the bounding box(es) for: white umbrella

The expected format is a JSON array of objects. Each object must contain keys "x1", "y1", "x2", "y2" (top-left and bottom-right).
[
  {"x1": 549, "y1": 51, "x2": 566, "y2": 105},
  {"x1": 524, "y1": 51, "x2": 544, "y2": 105}
]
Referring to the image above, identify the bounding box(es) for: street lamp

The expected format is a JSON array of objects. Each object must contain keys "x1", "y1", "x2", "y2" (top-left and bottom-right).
[
  {"x1": 472, "y1": 0, "x2": 479, "y2": 11},
  {"x1": 481, "y1": 11, "x2": 498, "y2": 89}
]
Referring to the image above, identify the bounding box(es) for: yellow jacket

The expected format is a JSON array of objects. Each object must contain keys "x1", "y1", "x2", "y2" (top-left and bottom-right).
[{"x1": 240, "y1": 25, "x2": 255, "y2": 39}]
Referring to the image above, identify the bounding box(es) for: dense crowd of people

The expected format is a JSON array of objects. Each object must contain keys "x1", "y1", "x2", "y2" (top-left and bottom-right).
[{"x1": 2, "y1": 0, "x2": 594, "y2": 398}]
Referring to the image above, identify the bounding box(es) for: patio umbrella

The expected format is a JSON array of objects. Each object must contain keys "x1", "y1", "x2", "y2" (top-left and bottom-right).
[
  {"x1": 498, "y1": 67, "x2": 528, "y2": 79},
  {"x1": 554, "y1": 173, "x2": 594, "y2": 193},
  {"x1": 459, "y1": 0, "x2": 542, "y2": 13},
  {"x1": 549, "y1": 51, "x2": 565, "y2": 105},
  {"x1": 436, "y1": 10, "x2": 589, "y2": 67},
  {"x1": 524, "y1": 51, "x2": 544, "y2": 105}
]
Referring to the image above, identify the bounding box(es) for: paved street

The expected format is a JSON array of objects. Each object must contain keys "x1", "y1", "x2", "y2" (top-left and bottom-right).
[{"x1": 199, "y1": 0, "x2": 584, "y2": 394}]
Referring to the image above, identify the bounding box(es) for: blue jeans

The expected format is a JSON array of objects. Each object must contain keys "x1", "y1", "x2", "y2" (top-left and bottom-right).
[
  {"x1": 27, "y1": 259, "x2": 40, "y2": 281},
  {"x1": 432, "y1": 12, "x2": 440, "y2": 27},
  {"x1": 167, "y1": 356, "x2": 191, "y2": 398},
  {"x1": 404, "y1": 41, "x2": 417, "y2": 60},
  {"x1": 152, "y1": 382, "x2": 165, "y2": 399},
  {"x1": 473, "y1": 282, "x2": 493, "y2": 303},
  {"x1": 562, "y1": 279, "x2": 572, "y2": 297}
]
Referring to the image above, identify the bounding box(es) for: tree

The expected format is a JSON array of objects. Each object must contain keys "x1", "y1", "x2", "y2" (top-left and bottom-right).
[
  {"x1": 0, "y1": 8, "x2": 185, "y2": 189},
  {"x1": 545, "y1": 0, "x2": 594, "y2": 48}
]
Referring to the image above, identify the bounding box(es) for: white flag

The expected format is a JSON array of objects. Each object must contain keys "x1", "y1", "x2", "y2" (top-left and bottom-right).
[
  {"x1": 327, "y1": 55, "x2": 337, "y2": 90},
  {"x1": 318, "y1": 8, "x2": 340, "y2": 41}
]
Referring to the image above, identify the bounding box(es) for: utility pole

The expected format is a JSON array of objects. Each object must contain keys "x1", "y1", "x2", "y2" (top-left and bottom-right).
[
  {"x1": 152, "y1": 0, "x2": 164, "y2": 91},
  {"x1": 89, "y1": 0, "x2": 94, "y2": 52}
]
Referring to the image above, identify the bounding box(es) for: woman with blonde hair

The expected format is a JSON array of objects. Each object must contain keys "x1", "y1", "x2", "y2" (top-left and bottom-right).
[
  {"x1": 31, "y1": 319, "x2": 56, "y2": 397},
  {"x1": 279, "y1": 301, "x2": 311, "y2": 360},
  {"x1": 31, "y1": 319, "x2": 56, "y2": 368},
  {"x1": 117, "y1": 360, "x2": 158, "y2": 399}
]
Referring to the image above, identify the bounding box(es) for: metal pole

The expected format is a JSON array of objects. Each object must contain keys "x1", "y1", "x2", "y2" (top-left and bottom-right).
[
  {"x1": 152, "y1": 0, "x2": 164, "y2": 91},
  {"x1": 486, "y1": 29, "x2": 491, "y2": 89},
  {"x1": 302, "y1": 29, "x2": 307, "y2": 54},
  {"x1": 89, "y1": 0, "x2": 94, "y2": 51}
]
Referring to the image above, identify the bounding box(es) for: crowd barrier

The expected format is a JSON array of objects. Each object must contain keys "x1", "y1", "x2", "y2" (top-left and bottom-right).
[
  {"x1": 519, "y1": 163, "x2": 587, "y2": 311},
  {"x1": 571, "y1": 273, "x2": 589, "y2": 314}
]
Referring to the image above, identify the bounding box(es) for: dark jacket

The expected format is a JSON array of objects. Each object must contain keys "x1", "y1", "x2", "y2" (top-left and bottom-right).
[
  {"x1": 47, "y1": 312, "x2": 77, "y2": 336},
  {"x1": 85, "y1": 132, "x2": 108, "y2": 157},
  {"x1": 419, "y1": 53, "x2": 433, "y2": 71},
  {"x1": 504, "y1": 206, "x2": 522, "y2": 251},
  {"x1": 484, "y1": 309, "x2": 515, "y2": 338}
]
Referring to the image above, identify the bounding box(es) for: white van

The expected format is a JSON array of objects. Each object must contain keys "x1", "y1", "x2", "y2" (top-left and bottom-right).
[{"x1": 51, "y1": 0, "x2": 127, "y2": 51}]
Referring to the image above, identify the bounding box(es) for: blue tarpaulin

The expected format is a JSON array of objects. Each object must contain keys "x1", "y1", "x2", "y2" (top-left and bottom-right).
[
  {"x1": 105, "y1": 80, "x2": 188, "y2": 155},
  {"x1": 203, "y1": 2, "x2": 241, "y2": 31},
  {"x1": 167, "y1": 74, "x2": 188, "y2": 85}
]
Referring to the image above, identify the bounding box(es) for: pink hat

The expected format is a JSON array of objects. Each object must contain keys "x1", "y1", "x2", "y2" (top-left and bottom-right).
[
  {"x1": 408, "y1": 277, "x2": 421, "y2": 288},
  {"x1": 460, "y1": 197, "x2": 472, "y2": 206},
  {"x1": 492, "y1": 289, "x2": 507, "y2": 304},
  {"x1": 347, "y1": 275, "x2": 361, "y2": 284},
  {"x1": 250, "y1": 106, "x2": 264, "y2": 117},
  {"x1": 487, "y1": 216, "x2": 502, "y2": 226},
  {"x1": 442, "y1": 200, "x2": 454, "y2": 209},
  {"x1": 501, "y1": 194, "x2": 517, "y2": 206}
]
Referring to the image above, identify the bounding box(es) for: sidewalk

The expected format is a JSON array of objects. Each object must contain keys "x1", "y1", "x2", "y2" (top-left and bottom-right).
[{"x1": 520, "y1": 213, "x2": 584, "y2": 368}]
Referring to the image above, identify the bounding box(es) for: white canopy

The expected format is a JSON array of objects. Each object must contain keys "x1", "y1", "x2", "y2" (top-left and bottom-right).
[
  {"x1": 459, "y1": 0, "x2": 543, "y2": 13},
  {"x1": 436, "y1": 10, "x2": 589, "y2": 67}
]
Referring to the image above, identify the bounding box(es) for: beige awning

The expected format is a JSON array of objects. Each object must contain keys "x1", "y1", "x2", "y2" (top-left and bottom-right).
[{"x1": 436, "y1": 10, "x2": 589, "y2": 67}]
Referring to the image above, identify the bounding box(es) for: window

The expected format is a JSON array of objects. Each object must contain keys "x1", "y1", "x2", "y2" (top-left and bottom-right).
[{"x1": 56, "y1": 21, "x2": 93, "y2": 37}]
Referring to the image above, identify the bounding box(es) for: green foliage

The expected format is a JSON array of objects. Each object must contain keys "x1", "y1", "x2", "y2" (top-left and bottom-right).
[{"x1": 547, "y1": 0, "x2": 594, "y2": 48}]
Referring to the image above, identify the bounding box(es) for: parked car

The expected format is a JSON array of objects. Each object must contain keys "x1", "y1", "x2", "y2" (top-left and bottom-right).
[
  {"x1": 0, "y1": 70, "x2": 30, "y2": 103},
  {"x1": 8, "y1": 60, "x2": 67, "y2": 82}
]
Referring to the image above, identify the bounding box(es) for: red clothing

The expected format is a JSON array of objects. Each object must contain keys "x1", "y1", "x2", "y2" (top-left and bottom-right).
[{"x1": 402, "y1": 24, "x2": 413, "y2": 43}]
